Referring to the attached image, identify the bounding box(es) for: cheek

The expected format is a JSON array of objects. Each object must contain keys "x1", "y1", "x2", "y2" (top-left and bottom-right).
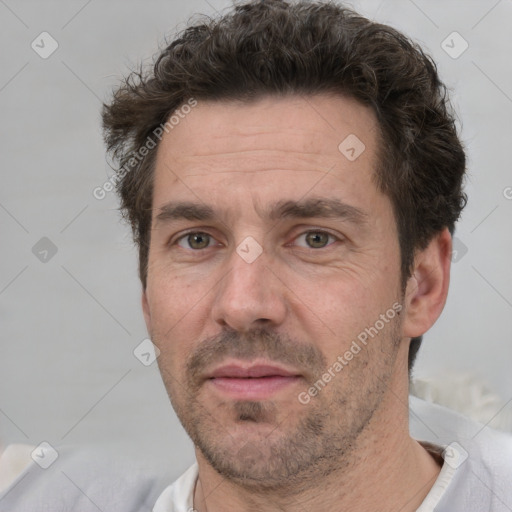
[
  {"x1": 145, "y1": 276, "x2": 200, "y2": 351},
  {"x1": 148, "y1": 263, "x2": 196, "y2": 315},
  {"x1": 312, "y1": 285, "x2": 370, "y2": 342},
  {"x1": 295, "y1": 270, "x2": 398, "y2": 352}
]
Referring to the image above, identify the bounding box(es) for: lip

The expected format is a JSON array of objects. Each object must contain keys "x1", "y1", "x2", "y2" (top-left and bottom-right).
[
  {"x1": 209, "y1": 363, "x2": 300, "y2": 379},
  {"x1": 206, "y1": 361, "x2": 302, "y2": 400}
]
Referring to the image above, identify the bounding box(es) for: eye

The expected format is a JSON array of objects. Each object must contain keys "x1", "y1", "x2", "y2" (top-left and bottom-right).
[
  {"x1": 294, "y1": 230, "x2": 338, "y2": 249},
  {"x1": 173, "y1": 229, "x2": 339, "y2": 251},
  {"x1": 176, "y1": 232, "x2": 215, "y2": 250}
]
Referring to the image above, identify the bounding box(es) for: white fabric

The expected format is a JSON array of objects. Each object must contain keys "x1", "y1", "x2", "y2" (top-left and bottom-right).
[
  {"x1": 411, "y1": 373, "x2": 512, "y2": 432},
  {"x1": 0, "y1": 444, "x2": 34, "y2": 494},
  {"x1": 152, "y1": 463, "x2": 198, "y2": 512},
  {"x1": 0, "y1": 444, "x2": 166, "y2": 511}
]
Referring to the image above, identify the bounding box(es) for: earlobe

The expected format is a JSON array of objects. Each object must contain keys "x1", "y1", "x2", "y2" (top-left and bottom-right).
[{"x1": 402, "y1": 228, "x2": 452, "y2": 338}]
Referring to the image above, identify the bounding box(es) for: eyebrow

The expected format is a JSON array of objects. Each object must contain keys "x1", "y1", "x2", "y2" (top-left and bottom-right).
[{"x1": 154, "y1": 197, "x2": 368, "y2": 226}]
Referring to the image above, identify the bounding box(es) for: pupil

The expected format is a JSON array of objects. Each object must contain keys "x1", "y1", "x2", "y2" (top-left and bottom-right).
[
  {"x1": 307, "y1": 232, "x2": 328, "y2": 248},
  {"x1": 190, "y1": 233, "x2": 209, "y2": 249}
]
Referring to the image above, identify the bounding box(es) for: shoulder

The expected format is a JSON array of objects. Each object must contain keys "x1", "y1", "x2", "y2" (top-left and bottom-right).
[
  {"x1": 410, "y1": 394, "x2": 512, "y2": 457},
  {"x1": 0, "y1": 443, "x2": 170, "y2": 512},
  {"x1": 410, "y1": 395, "x2": 512, "y2": 510}
]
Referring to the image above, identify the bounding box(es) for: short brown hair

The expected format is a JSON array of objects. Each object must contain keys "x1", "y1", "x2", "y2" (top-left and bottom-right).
[{"x1": 102, "y1": 0, "x2": 467, "y2": 372}]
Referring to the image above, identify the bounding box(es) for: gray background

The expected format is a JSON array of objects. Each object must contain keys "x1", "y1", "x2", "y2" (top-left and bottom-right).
[{"x1": 1, "y1": 0, "x2": 511, "y2": 480}]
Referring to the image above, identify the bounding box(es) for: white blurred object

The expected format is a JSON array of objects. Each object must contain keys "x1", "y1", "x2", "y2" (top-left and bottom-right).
[
  {"x1": 411, "y1": 372, "x2": 512, "y2": 433},
  {"x1": 0, "y1": 444, "x2": 34, "y2": 494}
]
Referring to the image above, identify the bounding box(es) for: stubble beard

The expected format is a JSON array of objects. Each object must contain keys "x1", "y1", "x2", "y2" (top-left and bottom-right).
[{"x1": 157, "y1": 319, "x2": 401, "y2": 492}]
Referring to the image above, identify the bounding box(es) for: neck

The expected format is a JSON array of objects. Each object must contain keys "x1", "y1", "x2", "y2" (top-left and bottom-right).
[{"x1": 193, "y1": 369, "x2": 441, "y2": 512}]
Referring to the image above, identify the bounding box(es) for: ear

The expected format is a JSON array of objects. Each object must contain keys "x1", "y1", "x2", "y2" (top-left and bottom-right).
[
  {"x1": 142, "y1": 289, "x2": 152, "y2": 333},
  {"x1": 402, "y1": 228, "x2": 452, "y2": 338}
]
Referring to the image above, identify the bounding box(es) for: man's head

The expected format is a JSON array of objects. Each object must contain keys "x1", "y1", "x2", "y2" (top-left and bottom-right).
[{"x1": 102, "y1": 0, "x2": 466, "y2": 490}]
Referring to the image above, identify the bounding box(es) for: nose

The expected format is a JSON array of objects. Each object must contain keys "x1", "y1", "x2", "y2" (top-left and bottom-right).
[{"x1": 211, "y1": 243, "x2": 287, "y2": 332}]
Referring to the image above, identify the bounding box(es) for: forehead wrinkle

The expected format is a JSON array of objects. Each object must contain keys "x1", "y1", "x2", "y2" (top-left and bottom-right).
[
  {"x1": 168, "y1": 151, "x2": 337, "y2": 173},
  {"x1": 182, "y1": 168, "x2": 332, "y2": 178}
]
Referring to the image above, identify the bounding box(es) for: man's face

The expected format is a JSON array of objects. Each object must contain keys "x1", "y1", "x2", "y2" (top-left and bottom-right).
[{"x1": 143, "y1": 94, "x2": 406, "y2": 487}]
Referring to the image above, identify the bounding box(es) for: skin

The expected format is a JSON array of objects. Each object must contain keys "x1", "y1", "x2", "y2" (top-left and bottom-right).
[{"x1": 142, "y1": 94, "x2": 452, "y2": 512}]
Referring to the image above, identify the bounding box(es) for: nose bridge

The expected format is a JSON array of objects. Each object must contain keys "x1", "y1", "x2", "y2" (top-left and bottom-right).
[
  {"x1": 211, "y1": 238, "x2": 286, "y2": 330},
  {"x1": 221, "y1": 240, "x2": 270, "y2": 304}
]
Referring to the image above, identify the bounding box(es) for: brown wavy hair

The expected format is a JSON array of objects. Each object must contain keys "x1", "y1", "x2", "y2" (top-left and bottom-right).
[{"x1": 102, "y1": 0, "x2": 467, "y2": 372}]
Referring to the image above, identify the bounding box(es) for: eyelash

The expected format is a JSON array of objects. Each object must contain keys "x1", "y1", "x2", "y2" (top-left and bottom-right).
[{"x1": 173, "y1": 229, "x2": 341, "y2": 251}]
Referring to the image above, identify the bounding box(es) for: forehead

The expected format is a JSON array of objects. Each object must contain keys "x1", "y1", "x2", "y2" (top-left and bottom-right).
[{"x1": 152, "y1": 94, "x2": 382, "y2": 216}]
